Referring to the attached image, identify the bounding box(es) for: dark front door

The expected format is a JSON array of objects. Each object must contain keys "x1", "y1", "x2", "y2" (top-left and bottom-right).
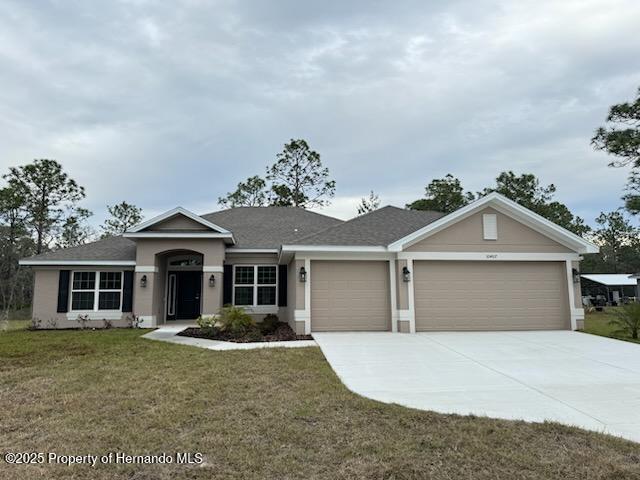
[{"x1": 167, "y1": 271, "x2": 202, "y2": 320}]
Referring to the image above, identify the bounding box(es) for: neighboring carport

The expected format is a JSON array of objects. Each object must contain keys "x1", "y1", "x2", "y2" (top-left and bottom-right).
[{"x1": 580, "y1": 274, "x2": 638, "y2": 305}]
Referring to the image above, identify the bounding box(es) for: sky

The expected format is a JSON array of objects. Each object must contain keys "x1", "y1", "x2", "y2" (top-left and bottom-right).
[{"x1": 1, "y1": 0, "x2": 639, "y2": 226}]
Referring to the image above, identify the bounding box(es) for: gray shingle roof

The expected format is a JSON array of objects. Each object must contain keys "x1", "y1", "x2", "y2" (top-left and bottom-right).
[
  {"x1": 23, "y1": 235, "x2": 137, "y2": 262},
  {"x1": 21, "y1": 206, "x2": 443, "y2": 263},
  {"x1": 290, "y1": 206, "x2": 445, "y2": 246},
  {"x1": 202, "y1": 206, "x2": 343, "y2": 249}
]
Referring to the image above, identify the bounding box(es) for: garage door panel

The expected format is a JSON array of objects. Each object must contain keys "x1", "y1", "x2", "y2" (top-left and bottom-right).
[
  {"x1": 414, "y1": 261, "x2": 569, "y2": 331},
  {"x1": 311, "y1": 261, "x2": 390, "y2": 332}
]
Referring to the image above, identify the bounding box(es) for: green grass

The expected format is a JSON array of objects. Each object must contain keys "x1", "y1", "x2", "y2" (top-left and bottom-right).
[
  {"x1": 583, "y1": 307, "x2": 640, "y2": 344},
  {"x1": 1, "y1": 328, "x2": 639, "y2": 479}
]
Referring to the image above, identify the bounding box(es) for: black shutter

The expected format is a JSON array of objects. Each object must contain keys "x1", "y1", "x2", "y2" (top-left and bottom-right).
[
  {"x1": 223, "y1": 264, "x2": 233, "y2": 305},
  {"x1": 56, "y1": 270, "x2": 70, "y2": 313},
  {"x1": 278, "y1": 264, "x2": 287, "y2": 307},
  {"x1": 122, "y1": 271, "x2": 134, "y2": 312}
]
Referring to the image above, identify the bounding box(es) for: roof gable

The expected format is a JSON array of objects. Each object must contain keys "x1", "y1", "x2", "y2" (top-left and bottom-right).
[
  {"x1": 128, "y1": 207, "x2": 231, "y2": 234},
  {"x1": 388, "y1": 193, "x2": 598, "y2": 254}
]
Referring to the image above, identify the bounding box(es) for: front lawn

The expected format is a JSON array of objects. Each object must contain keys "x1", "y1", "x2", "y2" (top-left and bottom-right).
[
  {"x1": 1, "y1": 328, "x2": 639, "y2": 479},
  {"x1": 583, "y1": 307, "x2": 640, "y2": 344}
]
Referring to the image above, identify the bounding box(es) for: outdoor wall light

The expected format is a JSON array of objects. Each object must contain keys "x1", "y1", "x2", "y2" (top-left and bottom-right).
[
  {"x1": 140, "y1": 275, "x2": 147, "y2": 288},
  {"x1": 572, "y1": 268, "x2": 580, "y2": 284},
  {"x1": 402, "y1": 266, "x2": 411, "y2": 282},
  {"x1": 299, "y1": 266, "x2": 307, "y2": 283},
  {"x1": 209, "y1": 274, "x2": 216, "y2": 287}
]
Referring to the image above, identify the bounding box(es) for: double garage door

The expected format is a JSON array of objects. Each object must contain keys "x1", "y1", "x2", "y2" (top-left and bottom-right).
[{"x1": 310, "y1": 260, "x2": 569, "y2": 332}]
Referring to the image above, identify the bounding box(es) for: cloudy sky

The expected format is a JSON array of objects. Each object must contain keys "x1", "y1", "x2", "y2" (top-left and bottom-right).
[{"x1": 1, "y1": 0, "x2": 639, "y2": 226}]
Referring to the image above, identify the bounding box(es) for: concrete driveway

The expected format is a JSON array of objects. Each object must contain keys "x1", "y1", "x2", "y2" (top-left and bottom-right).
[{"x1": 313, "y1": 331, "x2": 640, "y2": 443}]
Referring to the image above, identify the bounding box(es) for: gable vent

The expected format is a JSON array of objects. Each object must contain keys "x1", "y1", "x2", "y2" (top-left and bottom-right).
[{"x1": 483, "y1": 214, "x2": 498, "y2": 240}]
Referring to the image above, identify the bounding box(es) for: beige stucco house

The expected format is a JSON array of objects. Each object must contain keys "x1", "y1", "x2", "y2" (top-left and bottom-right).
[{"x1": 20, "y1": 193, "x2": 598, "y2": 333}]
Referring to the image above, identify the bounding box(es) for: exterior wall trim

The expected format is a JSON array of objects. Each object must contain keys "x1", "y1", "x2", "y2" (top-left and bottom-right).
[
  {"x1": 405, "y1": 258, "x2": 416, "y2": 333},
  {"x1": 123, "y1": 232, "x2": 235, "y2": 240},
  {"x1": 135, "y1": 266, "x2": 159, "y2": 273},
  {"x1": 19, "y1": 260, "x2": 136, "y2": 266},
  {"x1": 226, "y1": 248, "x2": 280, "y2": 254},
  {"x1": 202, "y1": 266, "x2": 224, "y2": 273},
  {"x1": 389, "y1": 259, "x2": 398, "y2": 333},
  {"x1": 397, "y1": 252, "x2": 581, "y2": 261},
  {"x1": 281, "y1": 245, "x2": 388, "y2": 252}
]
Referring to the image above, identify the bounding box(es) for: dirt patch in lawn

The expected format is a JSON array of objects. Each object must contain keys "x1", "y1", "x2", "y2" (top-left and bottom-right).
[{"x1": 177, "y1": 323, "x2": 313, "y2": 343}]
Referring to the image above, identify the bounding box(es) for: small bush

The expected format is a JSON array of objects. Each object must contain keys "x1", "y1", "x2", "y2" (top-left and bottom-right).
[
  {"x1": 28, "y1": 318, "x2": 42, "y2": 330},
  {"x1": 259, "y1": 314, "x2": 280, "y2": 335},
  {"x1": 126, "y1": 315, "x2": 142, "y2": 328},
  {"x1": 609, "y1": 302, "x2": 640, "y2": 339},
  {"x1": 102, "y1": 319, "x2": 113, "y2": 329},
  {"x1": 217, "y1": 306, "x2": 255, "y2": 337},
  {"x1": 243, "y1": 327, "x2": 264, "y2": 342},
  {"x1": 197, "y1": 315, "x2": 219, "y2": 336},
  {"x1": 76, "y1": 314, "x2": 90, "y2": 330}
]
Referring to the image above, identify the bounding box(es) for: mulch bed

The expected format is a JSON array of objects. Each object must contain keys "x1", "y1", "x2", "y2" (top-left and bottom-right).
[{"x1": 177, "y1": 323, "x2": 313, "y2": 343}]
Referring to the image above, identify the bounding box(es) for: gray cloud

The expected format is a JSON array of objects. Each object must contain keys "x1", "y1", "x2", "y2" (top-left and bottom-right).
[{"x1": 0, "y1": 0, "x2": 639, "y2": 223}]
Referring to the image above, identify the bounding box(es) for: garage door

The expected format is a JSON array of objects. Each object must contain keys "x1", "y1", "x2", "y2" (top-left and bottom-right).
[
  {"x1": 414, "y1": 261, "x2": 569, "y2": 331},
  {"x1": 311, "y1": 261, "x2": 391, "y2": 331}
]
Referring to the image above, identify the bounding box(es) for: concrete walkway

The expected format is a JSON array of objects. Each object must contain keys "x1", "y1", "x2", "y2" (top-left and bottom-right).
[
  {"x1": 313, "y1": 331, "x2": 640, "y2": 443},
  {"x1": 142, "y1": 323, "x2": 317, "y2": 350}
]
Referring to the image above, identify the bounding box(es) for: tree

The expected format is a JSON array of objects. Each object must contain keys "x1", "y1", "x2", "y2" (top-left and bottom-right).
[
  {"x1": 609, "y1": 302, "x2": 640, "y2": 340},
  {"x1": 407, "y1": 174, "x2": 475, "y2": 213},
  {"x1": 481, "y1": 171, "x2": 590, "y2": 236},
  {"x1": 218, "y1": 175, "x2": 269, "y2": 208},
  {"x1": 0, "y1": 185, "x2": 32, "y2": 323},
  {"x1": 266, "y1": 139, "x2": 335, "y2": 208},
  {"x1": 357, "y1": 191, "x2": 380, "y2": 215},
  {"x1": 3, "y1": 159, "x2": 85, "y2": 253},
  {"x1": 591, "y1": 211, "x2": 637, "y2": 273},
  {"x1": 592, "y1": 87, "x2": 640, "y2": 214},
  {"x1": 58, "y1": 208, "x2": 94, "y2": 248},
  {"x1": 101, "y1": 201, "x2": 143, "y2": 237}
]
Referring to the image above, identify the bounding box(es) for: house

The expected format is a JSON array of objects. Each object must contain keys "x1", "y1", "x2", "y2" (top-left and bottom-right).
[
  {"x1": 580, "y1": 274, "x2": 638, "y2": 305},
  {"x1": 19, "y1": 193, "x2": 598, "y2": 333}
]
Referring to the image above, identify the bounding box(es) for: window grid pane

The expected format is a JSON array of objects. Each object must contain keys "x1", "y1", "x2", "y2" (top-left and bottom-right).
[
  {"x1": 72, "y1": 291, "x2": 95, "y2": 310},
  {"x1": 257, "y1": 286, "x2": 276, "y2": 306},
  {"x1": 234, "y1": 286, "x2": 253, "y2": 306},
  {"x1": 73, "y1": 272, "x2": 95, "y2": 290},
  {"x1": 100, "y1": 272, "x2": 122, "y2": 290},
  {"x1": 235, "y1": 266, "x2": 254, "y2": 285},
  {"x1": 257, "y1": 266, "x2": 276, "y2": 285},
  {"x1": 98, "y1": 292, "x2": 121, "y2": 310}
]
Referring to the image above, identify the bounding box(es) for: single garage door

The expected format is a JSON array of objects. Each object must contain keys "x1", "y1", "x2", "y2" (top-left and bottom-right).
[
  {"x1": 311, "y1": 260, "x2": 391, "y2": 331},
  {"x1": 414, "y1": 261, "x2": 569, "y2": 331}
]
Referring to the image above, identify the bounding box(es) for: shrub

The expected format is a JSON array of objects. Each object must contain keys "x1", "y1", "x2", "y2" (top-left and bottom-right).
[
  {"x1": 243, "y1": 327, "x2": 264, "y2": 342},
  {"x1": 126, "y1": 315, "x2": 142, "y2": 328},
  {"x1": 609, "y1": 303, "x2": 640, "y2": 339},
  {"x1": 217, "y1": 306, "x2": 255, "y2": 337},
  {"x1": 28, "y1": 318, "x2": 42, "y2": 330},
  {"x1": 76, "y1": 314, "x2": 90, "y2": 330},
  {"x1": 102, "y1": 319, "x2": 113, "y2": 329},
  {"x1": 259, "y1": 314, "x2": 280, "y2": 335},
  {"x1": 196, "y1": 315, "x2": 218, "y2": 337}
]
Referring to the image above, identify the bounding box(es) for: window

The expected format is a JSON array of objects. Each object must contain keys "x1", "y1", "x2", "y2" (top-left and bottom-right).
[
  {"x1": 71, "y1": 271, "x2": 123, "y2": 311},
  {"x1": 233, "y1": 265, "x2": 277, "y2": 307}
]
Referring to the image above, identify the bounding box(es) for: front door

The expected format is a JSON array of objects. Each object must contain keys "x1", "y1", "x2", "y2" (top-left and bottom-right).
[{"x1": 167, "y1": 271, "x2": 202, "y2": 320}]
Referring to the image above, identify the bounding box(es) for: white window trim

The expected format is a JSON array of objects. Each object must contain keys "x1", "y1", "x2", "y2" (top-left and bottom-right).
[
  {"x1": 232, "y1": 265, "x2": 278, "y2": 308},
  {"x1": 69, "y1": 270, "x2": 124, "y2": 314}
]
